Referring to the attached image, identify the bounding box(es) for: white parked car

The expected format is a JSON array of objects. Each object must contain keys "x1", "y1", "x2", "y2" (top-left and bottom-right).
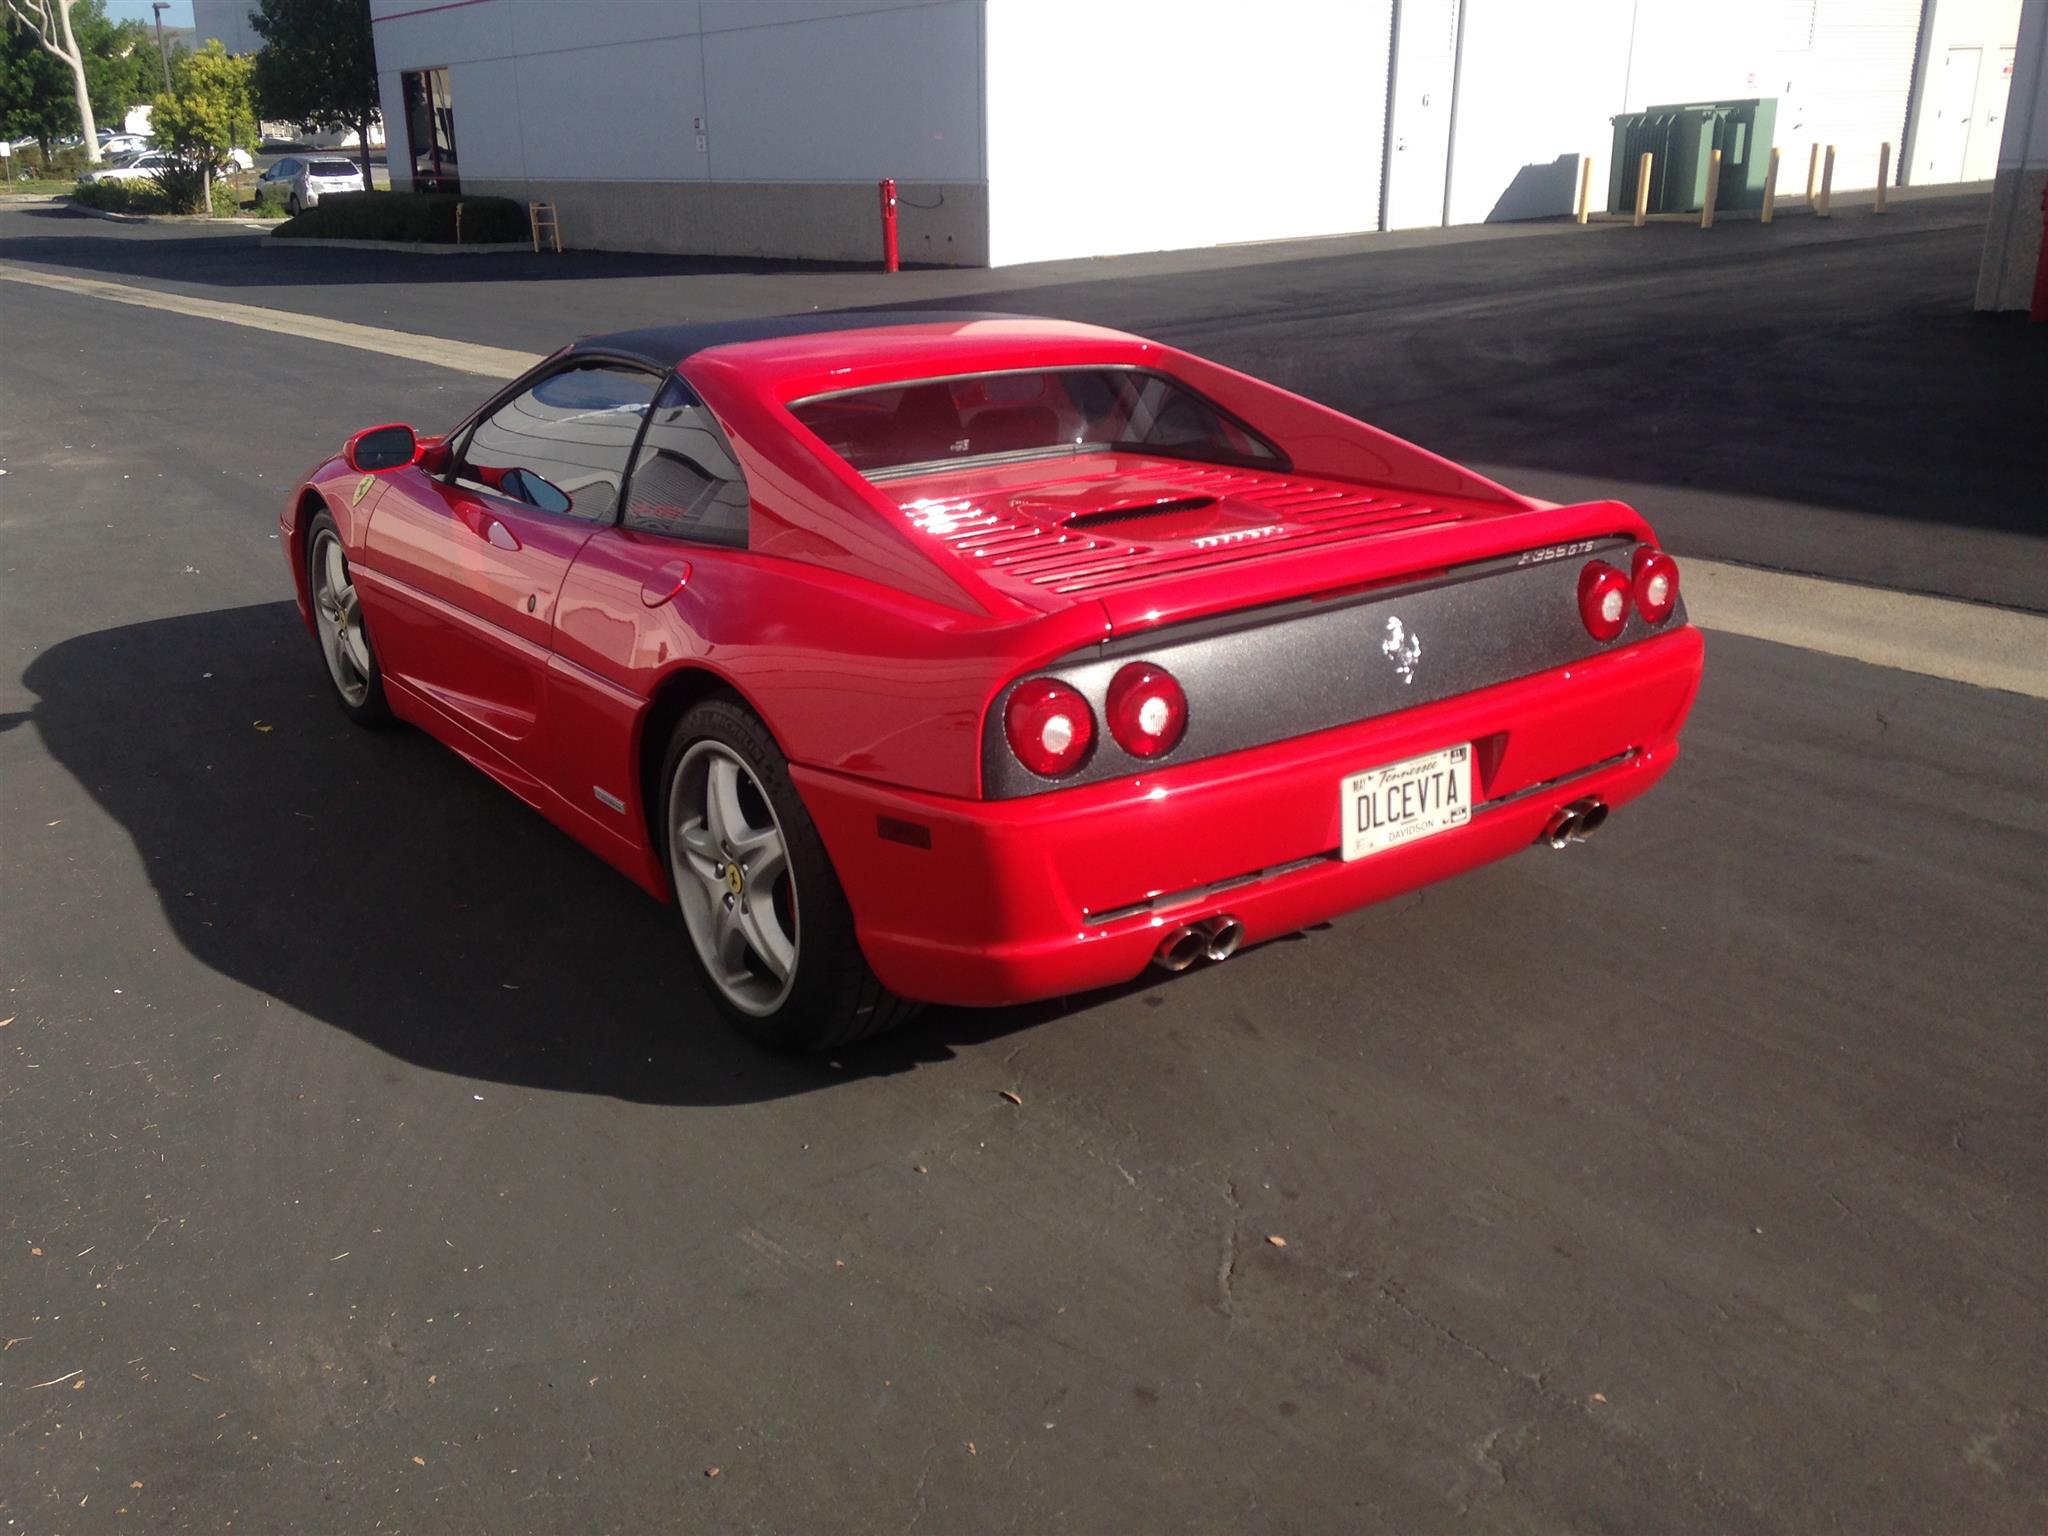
[
  {"x1": 83, "y1": 150, "x2": 172, "y2": 183},
  {"x1": 222, "y1": 147, "x2": 255, "y2": 171},
  {"x1": 255, "y1": 155, "x2": 365, "y2": 214},
  {"x1": 100, "y1": 133, "x2": 154, "y2": 157}
]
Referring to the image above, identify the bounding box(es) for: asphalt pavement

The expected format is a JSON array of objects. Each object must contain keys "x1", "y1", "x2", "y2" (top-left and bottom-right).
[
  {"x1": 1, "y1": 187, "x2": 2041, "y2": 609},
  {"x1": 2, "y1": 201, "x2": 2045, "y2": 1534}
]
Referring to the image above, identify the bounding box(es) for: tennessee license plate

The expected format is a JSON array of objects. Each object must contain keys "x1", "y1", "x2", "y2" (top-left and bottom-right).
[{"x1": 1341, "y1": 744, "x2": 1472, "y2": 861}]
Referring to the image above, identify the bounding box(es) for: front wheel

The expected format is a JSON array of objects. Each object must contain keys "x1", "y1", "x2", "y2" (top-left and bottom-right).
[
  {"x1": 661, "y1": 698, "x2": 915, "y2": 1052},
  {"x1": 305, "y1": 511, "x2": 391, "y2": 726},
  {"x1": 286, "y1": 193, "x2": 300, "y2": 216}
]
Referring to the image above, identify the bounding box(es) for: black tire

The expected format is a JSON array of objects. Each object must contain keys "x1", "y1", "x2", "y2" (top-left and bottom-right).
[
  {"x1": 286, "y1": 193, "x2": 300, "y2": 216},
  {"x1": 660, "y1": 697, "x2": 918, "y2": 1053},
  {"x1": 304, "y1": 509, "x2": 392, "y2": 727}
]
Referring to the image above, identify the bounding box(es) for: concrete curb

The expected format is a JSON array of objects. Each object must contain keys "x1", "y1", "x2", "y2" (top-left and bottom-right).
[
  {"x1": 60, "y1": 202, "x2": 272, "y2": 230},
  {"x1": 1683, "y1": 560, "x2": 2048, "y2": 700},
  {"x1": 262, "y1": 234, "x2": 531, "y2": 255}
]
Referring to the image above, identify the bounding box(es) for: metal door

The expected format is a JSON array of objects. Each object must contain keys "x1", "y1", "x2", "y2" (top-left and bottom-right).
[
  {"x1": 1383, "y1": 0, "x2": 1459, "y2": 230},
  {"x1": 1921, "y1": 46, "x2": 1982, "y2": 183}
]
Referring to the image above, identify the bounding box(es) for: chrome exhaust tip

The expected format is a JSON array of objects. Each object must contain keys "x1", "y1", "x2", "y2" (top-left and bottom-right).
[
  {"x1": 1542, "y1": 797, "x2": 1608, "y2": 850},
  {"x1": 1202, "y1": 916, "x2": 1245, "y2": 962},
  {"x1": 1153, "y1": 924, "x2": 1205, "y2": 973}
]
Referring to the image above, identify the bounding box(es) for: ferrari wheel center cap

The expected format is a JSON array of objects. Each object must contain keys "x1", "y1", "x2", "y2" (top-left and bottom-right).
[{"x1": 725, "y1": 863, "x2": 745, "y2": 896}]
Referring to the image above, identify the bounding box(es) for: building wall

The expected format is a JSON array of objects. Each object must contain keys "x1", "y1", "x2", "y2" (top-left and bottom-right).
[
  {"x1": 363, "y1": 0, "x2": 2009, "y2": 267},
  {"x1": 1442, "y1": 0, "x2": 1636, "y2": 227},
  {"x1": 1976, "y1": 0, "x2": 2047, "y2": 307},
  {"x1": 1905, "y1": 0, "x2": 2026, "y2": 183},
  {"x1": 1440, "y1": 0, "x2": 1940, "y2": 229},
  {"x1": 369, "y1": 0, "x2": 989, "y2": 262},
  {"x1": 191, "y1": 0, "x2": 262, "y2": 54},
  {"x1": 984, "y1": 0, "x2": 1393, "y2": 265}
]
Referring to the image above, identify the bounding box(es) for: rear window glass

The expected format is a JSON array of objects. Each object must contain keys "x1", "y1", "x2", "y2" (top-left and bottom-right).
[
  {"x1": 309, "y1": 160, "x2": 359, "y2": 177},
  {"x1": 788, "y1": 368, "x2": 1282, "y2": 478}
]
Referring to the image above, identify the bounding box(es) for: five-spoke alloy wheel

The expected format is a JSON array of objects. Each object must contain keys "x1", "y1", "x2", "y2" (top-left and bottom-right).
[
  {"x1": 305, "y1": 511, "x2": 391, "y2": 725},
  {"x1": 668, "y1": 740, "x2": 801, "y2": 1019},
  {"x1": 659, "y1": 698, "x2": 916, "y2": 1051}
]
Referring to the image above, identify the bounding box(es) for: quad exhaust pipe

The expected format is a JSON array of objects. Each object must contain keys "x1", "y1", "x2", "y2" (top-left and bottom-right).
[
  {"x1": 1152, "y1": 915, "x2": 1245, "y2": 973},
  {"x1": 1541, "y1": 796, "x2": 1610, "y2": 850}
]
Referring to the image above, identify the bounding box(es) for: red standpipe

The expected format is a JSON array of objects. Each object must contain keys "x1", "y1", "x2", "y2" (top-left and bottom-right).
[
  {"x1": 879, "y1": 178, "x2": 899, "y2": 274},
  {"x1": 2032, "y1": 181, "x2": 2048, "y2": 323}
]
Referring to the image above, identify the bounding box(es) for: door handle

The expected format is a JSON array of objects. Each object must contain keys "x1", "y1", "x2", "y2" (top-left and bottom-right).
[
  {"x1": 640, "y1": 558, "x2": 692, "y2": 608},
  {"x1": 455, "y1": 499, "x2": 521, "y2": 550}
]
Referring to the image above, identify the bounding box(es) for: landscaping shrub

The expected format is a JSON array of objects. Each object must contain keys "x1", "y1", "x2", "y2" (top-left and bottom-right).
[
  {"x1": 72, "y1": 179, "x2": 172, "y2": 214},
  {"x1": 212, "y1": 179, "x2": 240, "y2": 217},
  {"x1": 273, "y1": 191, "x2": 530, "y2": 244},
  {"x1": 150, "y1": 162, "x2": 210, "y2": 215}
]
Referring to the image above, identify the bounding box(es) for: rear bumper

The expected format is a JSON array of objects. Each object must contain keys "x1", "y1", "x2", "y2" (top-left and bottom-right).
[{"x1": 795, "y1": 625, "x2": 1704, "y2": 1008}]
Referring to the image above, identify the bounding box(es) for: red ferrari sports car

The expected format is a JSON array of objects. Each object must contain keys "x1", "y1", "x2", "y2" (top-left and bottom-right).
[{"x1": 284, "y1": 313, "x2": 1702, "y2": 1051}]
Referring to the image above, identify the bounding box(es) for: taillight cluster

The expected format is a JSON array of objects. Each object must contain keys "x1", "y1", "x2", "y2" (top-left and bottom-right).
[
  {"x1": 1003, "y1": 662, "x2": 1188, "y2": 778},
  {"x1": 1577, "y1": 546, "x2": 1680, "y2": 640}
]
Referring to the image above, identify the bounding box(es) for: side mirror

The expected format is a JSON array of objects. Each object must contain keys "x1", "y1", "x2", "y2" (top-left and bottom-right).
[
  {"x1": 499, "y1": 467, "x2": 573, "y2": 516},
  {"x1": 344, "y1": 423, "x2": 418, "y2": 473}
]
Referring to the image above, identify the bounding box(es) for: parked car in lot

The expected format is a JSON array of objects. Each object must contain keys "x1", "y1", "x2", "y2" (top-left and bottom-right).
[
  {"x1": 281, "y1": 315, "x2": 1703, "y2": 1051},
  {"x1": 256, "y1": 155, "x2": 364, "y2": 213},
  {"x1": 100, "y1": 133, "x2": 153, "y2": 157},
  {"x1": 82, "y1": 150, "x2": 172, "y2": 183}
]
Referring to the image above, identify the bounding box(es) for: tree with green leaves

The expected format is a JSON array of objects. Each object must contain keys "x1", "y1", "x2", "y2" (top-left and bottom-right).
[
  {"x1": 1, "y1": 19, "x2": 73, "y2": 158},
  {"x1": 249, "y1": 0, "x2": 378, "y2": 188},
  {"x1": 150, "y1": 38, "x2": 256, "y2": 210},
  {"x1": 80, "y1": 5, "x2": 166, "y2": 128},
  {"x1": 3, "y1": 0, "x2": 103, "y2": 160},
  {"x1": 2, "y1": 0, "x2": 157, "y2": 163}
]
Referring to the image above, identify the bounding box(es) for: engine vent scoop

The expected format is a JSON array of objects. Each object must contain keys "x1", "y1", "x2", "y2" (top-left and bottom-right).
[{"x1": 1064, "y1": 496, "x2": 1219, "y2": 530}]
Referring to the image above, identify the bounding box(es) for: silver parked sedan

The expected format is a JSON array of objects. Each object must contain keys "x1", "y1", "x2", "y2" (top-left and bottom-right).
[{"x1": 257, "y1": 155, "x2": 366, "y2": 215}]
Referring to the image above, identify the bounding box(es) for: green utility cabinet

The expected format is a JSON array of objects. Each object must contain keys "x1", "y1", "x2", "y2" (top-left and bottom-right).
[{"x1": 1609, "y1": 99, "x2": 1777, "y2": 214}]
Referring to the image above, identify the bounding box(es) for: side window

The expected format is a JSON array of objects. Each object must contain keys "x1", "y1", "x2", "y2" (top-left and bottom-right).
[
  {"x1": 457, "y1": 362, "x2": 661, "y2": 524},
  {"x1": 620, "y1": 375, "x2": 750, "y2": 548}
]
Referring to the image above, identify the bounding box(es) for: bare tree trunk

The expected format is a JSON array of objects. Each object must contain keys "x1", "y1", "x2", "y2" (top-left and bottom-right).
[
  {"x1": 357, "y1": 116, "x2": 372, "y2": 192},
  {"x1": 53, "y1": 0, "x2": 98, "y2": 162},
  {"x1": 5, "y1": 0, "x2": 102, "y2": 162}
]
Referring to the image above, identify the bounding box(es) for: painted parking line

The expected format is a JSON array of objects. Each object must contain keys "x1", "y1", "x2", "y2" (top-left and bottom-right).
[
  {"x1": 5, "y1": 259, "x2": 2044, "y2": 698},
  {"x1": 0, "y1": 260, "x2": 543, "y2": 378}
]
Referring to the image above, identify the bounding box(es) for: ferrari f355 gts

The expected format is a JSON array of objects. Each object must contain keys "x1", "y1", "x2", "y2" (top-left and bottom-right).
[{"x1": 285, "y1": 314, "x2": 1702, "y2": 1051}]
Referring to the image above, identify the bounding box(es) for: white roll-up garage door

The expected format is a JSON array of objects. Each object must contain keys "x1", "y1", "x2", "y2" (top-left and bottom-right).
[{"x1": 1773, "y1": 0, "x2": 1927, "y2": 190}]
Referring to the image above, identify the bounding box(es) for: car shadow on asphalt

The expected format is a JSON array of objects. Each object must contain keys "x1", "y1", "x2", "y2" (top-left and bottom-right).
[{"x1": 16, "y1": 600, "x2": 1076, "y2": 1104}]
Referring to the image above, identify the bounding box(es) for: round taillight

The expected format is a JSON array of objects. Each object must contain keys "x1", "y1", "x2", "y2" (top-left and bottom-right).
[
  {"x1": 1004, "y1": 678, "x2": 1094, "y2": 778},
  {"x1": 1105, "y1": 662, "x2": 1188, "y2": 758},
  {"x1": 1578, "y1": 560, "x2": 1631, "y2": 641},
  {"x1": 1632, "y1": 546, "x2": 1679, "y2": 625}
]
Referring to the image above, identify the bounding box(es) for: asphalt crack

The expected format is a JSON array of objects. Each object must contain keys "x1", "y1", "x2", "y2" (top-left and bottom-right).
[{"x1": 1215, "y1": 1179, "x2": 1243, "y2": 1322}]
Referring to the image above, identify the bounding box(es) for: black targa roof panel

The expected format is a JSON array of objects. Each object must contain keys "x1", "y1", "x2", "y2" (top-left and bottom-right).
[{"x1": 569, "y1": 311, "x2": 1036, "y2": 370}]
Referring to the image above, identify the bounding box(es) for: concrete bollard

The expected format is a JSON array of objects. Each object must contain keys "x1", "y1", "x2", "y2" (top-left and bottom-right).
[
  {"x1": 1576, "y1": 154, "x2": 1594, "y2": 225},
  {"x1": 1806, "y1": 143, "x2": 1822, "y2": 204},
  {"x1": 1634, "y1": 151, "x2": 1653, "y2": 228},
  {"x1": 1817, "y1": 145, "x2": 1836, "y2": 218},
  {"x1": 1702, "y1": 148, "x2": 1721, "y2": 229},
  {"x1": 1875, "y1": 142, "x2": 1891, "y2": 213},
  {"x1": 1762, "y1": 146, "x2": 1781, "y2": 223}
]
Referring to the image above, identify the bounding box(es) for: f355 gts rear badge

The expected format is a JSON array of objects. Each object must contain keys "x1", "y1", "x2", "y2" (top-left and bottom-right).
[{"x1": 1382, "y1": 615, "x2": 1422, "y2": 685}]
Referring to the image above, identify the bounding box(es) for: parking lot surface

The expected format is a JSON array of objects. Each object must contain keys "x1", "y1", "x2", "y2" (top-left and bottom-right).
[{"x1": 2, "y1": 200, "x2": 2044, "y2": 1533}]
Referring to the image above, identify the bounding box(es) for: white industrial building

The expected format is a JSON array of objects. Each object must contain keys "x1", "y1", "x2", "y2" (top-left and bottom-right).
[
  {"x1": 352, "y1": 0, "x2": 2022, "y2": 267},
  {"x1": 190, "y1": 0, "x2": 262, "y2": 55}
]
